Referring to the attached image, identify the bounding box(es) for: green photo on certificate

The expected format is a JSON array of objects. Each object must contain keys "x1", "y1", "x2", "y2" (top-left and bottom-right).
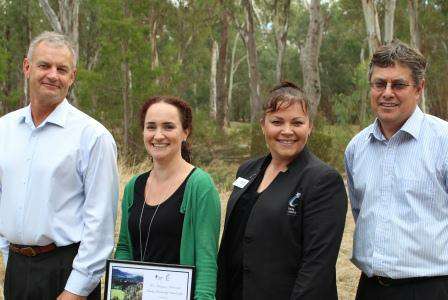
[{"x1": 104, "y1": 259, "x2": 195, "y2": 300}]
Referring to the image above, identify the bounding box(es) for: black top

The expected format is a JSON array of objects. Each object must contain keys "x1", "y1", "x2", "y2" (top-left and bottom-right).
[
  {"x1": 221, "y1": 158, "x2": 270, "y2": 300},
  {"x1": 129, "y1": 169, "x2": 194, "y2": 263},
  {"x1": 217, "y1": 148, "x2": 348, "y2": 300}
]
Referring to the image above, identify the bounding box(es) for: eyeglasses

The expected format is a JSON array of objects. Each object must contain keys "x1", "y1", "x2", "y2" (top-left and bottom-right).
[{"x1": 370, "y1": 80, "x2": 414, "y2": 92}]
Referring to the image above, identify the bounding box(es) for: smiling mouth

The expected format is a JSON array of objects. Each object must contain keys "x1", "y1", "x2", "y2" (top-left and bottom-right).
[
  {"x1": 277, "y1": 140, "x2": 297, "y2": 145},
  {"x1": 379, "y1": 101, "x2": 399, "y2": 107},
  {"x1": 41, "y1": 82, "x2": 59, "y2": 89},
  {"x1": 151, "y1": 143, "x2": 169, "y2": 149}
]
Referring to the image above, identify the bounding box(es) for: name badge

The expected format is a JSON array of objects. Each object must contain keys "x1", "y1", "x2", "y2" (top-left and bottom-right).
[{"x1": 233, "y1": 177, "x2": 249, "y2": 188}]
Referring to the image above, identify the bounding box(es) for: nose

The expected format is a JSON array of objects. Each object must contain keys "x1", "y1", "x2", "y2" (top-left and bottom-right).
[
  {"x1": 281, "y1": 124, "x2": 294, "y2": 135},
  {"x1": 382, "y1": 82, "x2": 394, "y2": 98},
  {"x1": 153, "y1": 128, "x2": 165, "y2": 140},
  {"x1": 46, "y1": 67, "x2": 58, "y2": 80}
]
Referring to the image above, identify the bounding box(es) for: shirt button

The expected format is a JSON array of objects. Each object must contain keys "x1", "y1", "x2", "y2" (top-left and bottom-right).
[
  {"x1": 243, "y1": 266, "x2": 250, "y2": 273},
  {"x1": 244, "y1": 236, "x2": 253, "y2": 243}
]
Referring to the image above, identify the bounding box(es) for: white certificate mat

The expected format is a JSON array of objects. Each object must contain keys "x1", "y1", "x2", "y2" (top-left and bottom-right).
[{"x1": 104, "y1": 259, "x2": 195, "y2": 300}]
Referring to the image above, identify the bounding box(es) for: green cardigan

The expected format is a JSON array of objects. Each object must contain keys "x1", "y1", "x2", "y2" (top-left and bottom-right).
[{"x1": 115, "y1": 168, "x2": 221, "y2": 300}]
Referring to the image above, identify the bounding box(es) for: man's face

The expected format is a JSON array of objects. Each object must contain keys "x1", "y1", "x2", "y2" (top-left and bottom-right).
[
  {"x1": 370, "y1": 63, "x2": 424, "y2": 137},
  {"x1": 23, "y1": 42, "x2": 76, "y2": 107}
]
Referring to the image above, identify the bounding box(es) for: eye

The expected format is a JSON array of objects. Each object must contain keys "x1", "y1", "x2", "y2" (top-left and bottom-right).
[
  {"x1": 391, "y1": 82, "x2": 410, "y2": 90},
  {"x1": 163, "y1": 123, "x2": 176, "y2": 130},
  {"x1": 292, "y1": 121, "x2": 304, "y2": 127},
  {"x1": 270, "y1": 119, "x2": 282, "y2": 126},
  {"x1": 58, "y1": 67, "x2": 68, "y2": 74},
  {"x1": 145, "y1": 124, "x2": 156, "y2": 130},
  {"x1": 372, "y1": 80, "x2": 387, "y2": 90}
]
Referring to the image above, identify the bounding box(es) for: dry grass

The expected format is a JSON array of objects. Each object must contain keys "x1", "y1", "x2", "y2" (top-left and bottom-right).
[{"x1": 0, "y1": 162, "x2": 359, "y2": 299}]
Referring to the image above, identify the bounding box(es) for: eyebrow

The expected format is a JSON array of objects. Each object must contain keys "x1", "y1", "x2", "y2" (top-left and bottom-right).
[
  {"x1": 35, "y1": 60, "x2": 71, "y2": 69},
  {"x1": 145, "y1": 121, "x2": 176, "y2": 125}
]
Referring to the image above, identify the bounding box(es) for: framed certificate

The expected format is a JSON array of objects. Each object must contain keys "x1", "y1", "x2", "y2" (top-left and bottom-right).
[{"x1": 104, "y1": 259, "x2": 195, "y2": 300}]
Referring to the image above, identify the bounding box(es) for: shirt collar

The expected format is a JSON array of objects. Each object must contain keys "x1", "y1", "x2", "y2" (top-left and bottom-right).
[
  {"x1": 368, "y1": 106, "x2": 424, "y2": 141},
  {"x1": 399, "y1": 106, "x2": 424, "y2": 140},
  {"x1": 18, "y1": 99, "x2": 69, "y2": 128}
]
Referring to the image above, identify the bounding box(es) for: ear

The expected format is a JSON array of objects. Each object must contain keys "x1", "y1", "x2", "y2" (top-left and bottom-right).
[
  {"x1": 69, "y1": 68, "x2": 77, "y2": 86},
  {"x1": 416, "y1": 79, "x2": 425, "y2": 100},
  {"x1": 183, "y1": 128, "x2": 190, "y2": 139},
  {"x1": 23, "y1": 58, "x2": 31, "y2": 79},
  {"x1": 260, "y1": 118, "x2": 266, "y2": 135}
]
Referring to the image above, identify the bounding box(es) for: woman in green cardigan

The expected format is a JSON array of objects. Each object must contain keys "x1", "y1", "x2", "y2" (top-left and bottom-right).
[{"x1": 115, "y1": 95, "x2": 221, "y2": 300}]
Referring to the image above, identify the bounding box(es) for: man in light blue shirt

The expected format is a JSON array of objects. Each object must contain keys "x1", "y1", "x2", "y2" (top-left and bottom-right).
[
  {"x1": 345, "y1": 40, "x2": 448, "y2": 300},
  {"x1": 0, "y1": 31, "x2": 119, "y2": 300}
]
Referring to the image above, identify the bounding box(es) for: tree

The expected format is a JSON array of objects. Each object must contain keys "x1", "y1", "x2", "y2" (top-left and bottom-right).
[
  {"x1": 209, "y1": 39, "x2": 218, "y2": 118},
  {"x1": 300, "y1": 0, "x2": 324, "y2": 119},
  {"x1": 238, "y1": 0, "x2": 265, "y2": 155},
  {"x1": 362, "y1": 0, "x2": 381, "y2": 56},
  {"x1": 383, "y1": 0, "x2": 397, "y2": 44},
  {"x1": 407, "y1": 0, "x2": 425, "y2": 112},
  {"x1": 272, "y1": 0, "x2": 291, "y2": 83},
  {"x1": 38, "y1": 0, "x2": 80, "y2": 105},
  {"x1": 215, "y1": 2, "x2": 230, "y2": 129}
]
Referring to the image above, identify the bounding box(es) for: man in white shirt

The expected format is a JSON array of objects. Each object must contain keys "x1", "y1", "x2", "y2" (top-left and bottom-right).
[
  {"x1": 0, "y1": 31, "x2": 119, "y2": 300},
  {"x1": 345, "y1": 40, "x2": 448, "y2": 300}
]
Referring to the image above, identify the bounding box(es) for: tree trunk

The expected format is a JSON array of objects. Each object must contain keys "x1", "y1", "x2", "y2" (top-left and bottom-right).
[
  {"x1": 209, "y1": 40, "x2": 218, "y2": 119},
  {"x1": 149, "y1": 8, "x2": 160, "y2": 85},
  {"x1": 122, "y1": 0, "x2": 132, "y2": 156},
  {"x1": 273, "y1": 0, "x2": 291, "y2": 83},
  {"x1": 362, "y1": 0, "x2": 381, "y2": 56},
  {"x1": 407, "y1": 0, "x2": 425, "y2": 112},
  {"x1": 240, "y1": 0, "x2": 264, "y2": 156},
  {"x1": 240, "y1": 0, "x2": 262, "y2": 123},
  {"x1": 227, "y1": 33, "x2": 246, "y2": 116},
  {"x1": 38, "y1": 0, "x2": 79, "y2": 106},
  {"x1": 216, "y1": 4, "x2": 230, "y2": 129},
  {"x1": 300, "y1": 0, "x2": 323, "y2": 120},
  {"x1": 383, "y1": 0, "x2": 396, "y2": 44},
  {"x1": 408, "y1": 0, "x2": 421, "y2": 50}
]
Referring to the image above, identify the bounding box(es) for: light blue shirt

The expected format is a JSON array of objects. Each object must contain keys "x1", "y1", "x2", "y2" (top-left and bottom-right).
[
  {"x1": 0, "y1": 99, "x2": 119, "y2": 296},
  {"x1": 345, "y1": 107, "x2": 448, "y2": 279}
]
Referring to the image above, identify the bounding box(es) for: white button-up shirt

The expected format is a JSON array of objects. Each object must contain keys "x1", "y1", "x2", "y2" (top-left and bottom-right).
[
  {"x1": 0, "y1": 99, "x2": 119, "y2": 296},
  {"x1": 345, "y1": 107, "x2": 448, "y2": 278}
]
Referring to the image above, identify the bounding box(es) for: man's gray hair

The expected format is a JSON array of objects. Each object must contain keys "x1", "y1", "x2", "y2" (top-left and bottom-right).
[
  {"x1": 27, "y1": 31, "x2": 77, "y2": 68},
  {"x1": 368, "y1": 40, "x2": 427, "y2": 86}
]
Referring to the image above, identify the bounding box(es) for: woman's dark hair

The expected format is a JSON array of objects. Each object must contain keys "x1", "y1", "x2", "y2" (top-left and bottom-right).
[
  {"x1": 262, "y1": 81, "x2": 310, "y2": 121},
  {"x1": 139, "y1": 95, "x2": 193, "y2": 163}
]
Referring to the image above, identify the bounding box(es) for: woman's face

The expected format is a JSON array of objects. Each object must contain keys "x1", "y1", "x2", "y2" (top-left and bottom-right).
[
  {"x1": 261, "y1": 102, "x2": 312, "y2": 164},
  {"x1": 143, "y1": 102, "x2": 188, "y2": 163}
]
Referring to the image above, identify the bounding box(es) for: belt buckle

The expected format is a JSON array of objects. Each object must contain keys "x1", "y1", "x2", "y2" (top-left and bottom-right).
[
  {"x1": 21, "y1": 247, "x2": 37, "y2": 257},
  {"x1": 377, "y1": 276, "x2": 391, "y2": 287}
]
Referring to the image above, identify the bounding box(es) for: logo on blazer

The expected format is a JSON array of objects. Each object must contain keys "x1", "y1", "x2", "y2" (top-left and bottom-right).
[{"x1": 287, "y1": 192, "x2": 301, "y2": 216}]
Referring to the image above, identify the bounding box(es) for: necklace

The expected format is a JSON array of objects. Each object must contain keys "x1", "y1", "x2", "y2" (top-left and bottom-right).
[{"x1": 139, "y1": 179, "x2": 160, "y2": 262}]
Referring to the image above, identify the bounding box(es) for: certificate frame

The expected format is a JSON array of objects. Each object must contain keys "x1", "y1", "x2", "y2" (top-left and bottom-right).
[{"x1": 104, "y1": 259, "x2": 195, "y2": 300}]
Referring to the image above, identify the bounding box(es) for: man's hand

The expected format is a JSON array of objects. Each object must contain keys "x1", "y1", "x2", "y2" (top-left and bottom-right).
[{"x1": 56, "y1": 290, "x2": 87, "y2": 300}]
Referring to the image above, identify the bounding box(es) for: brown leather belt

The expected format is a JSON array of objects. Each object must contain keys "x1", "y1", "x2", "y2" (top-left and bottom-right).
[
  {"x1": 365, "y1": 273, "x2": 448, "y2": 287},
  {"x1": 9, "y1": 243, "x2": 57, "y2": 257}
]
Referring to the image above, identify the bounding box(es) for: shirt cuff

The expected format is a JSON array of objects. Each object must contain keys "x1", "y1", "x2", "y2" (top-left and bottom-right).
[
  {"x1": 1, "y1": 252, "x2": 7, "y2": 268},
  {"x1": 65, "y1": 269, "x2": 99, "y2": 297}
]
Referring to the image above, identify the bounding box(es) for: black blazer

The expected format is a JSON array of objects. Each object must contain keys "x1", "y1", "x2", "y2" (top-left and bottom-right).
[{"x1": 217, "y1": 147, "x2": 347, "y2": 300}]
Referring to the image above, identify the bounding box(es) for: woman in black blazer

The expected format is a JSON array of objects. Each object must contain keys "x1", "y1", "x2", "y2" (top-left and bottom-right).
[{"x1": 217, "y1": 81, "x2": 347, "y2": 300}]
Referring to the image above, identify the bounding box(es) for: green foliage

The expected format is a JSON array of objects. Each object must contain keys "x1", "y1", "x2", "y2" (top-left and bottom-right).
[
  {"x1": 330, "y1": 62, "x2": 370, "y2": 124},
  {"x1": 308, "y1": 121, "x2": 359, "y2": 173}
]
